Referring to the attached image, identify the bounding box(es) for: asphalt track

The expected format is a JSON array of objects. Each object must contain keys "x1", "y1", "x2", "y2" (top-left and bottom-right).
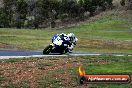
[{"x1": 0, "y1": 50, "x2": 131, "y2": 59}]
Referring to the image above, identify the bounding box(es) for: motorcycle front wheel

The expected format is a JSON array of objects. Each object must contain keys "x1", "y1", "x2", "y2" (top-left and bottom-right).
[{"x1": 43, "y1": 45, "x2": 53, "y2": 54}]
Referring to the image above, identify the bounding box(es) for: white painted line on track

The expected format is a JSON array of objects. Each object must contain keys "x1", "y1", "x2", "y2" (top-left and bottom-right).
[
  {"x1": 69, "y1": 53, "x2": 101, "y2": 56},
  {"x1": 0, "y1": 55, "x2": 68, "y2": 59},
  {"x1": 113, "y1": 55, "x2": 125, "y2": 56},
  {"x1": 128, "y1": 55, "x2": 132, "y2": 56},
  {"x1": 0, "y1": 54, "x2": 131, "y2": 59}
]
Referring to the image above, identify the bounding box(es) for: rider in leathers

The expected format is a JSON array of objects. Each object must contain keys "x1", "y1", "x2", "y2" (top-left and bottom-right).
[{"x1": 52, "y1": 33, "x2": 78, "y2": 53}]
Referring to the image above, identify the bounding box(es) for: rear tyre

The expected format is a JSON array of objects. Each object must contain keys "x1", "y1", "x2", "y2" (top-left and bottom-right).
[{"x1": 43, "y1": 45, "x2": 53, "y2": 54}]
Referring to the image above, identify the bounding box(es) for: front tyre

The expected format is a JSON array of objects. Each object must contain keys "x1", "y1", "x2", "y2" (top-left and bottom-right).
[{"x1": 43, "y1": 45, "x2": 53, "y2": 54}]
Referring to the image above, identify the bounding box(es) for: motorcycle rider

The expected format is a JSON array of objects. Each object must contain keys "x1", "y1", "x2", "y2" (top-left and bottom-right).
[
  {"x1": 52, "y1": 33, "x2": 67, "y2": 46},
  {"x1": 67, "y1": 33, "x2": 78, "y2": 44},
  {"x1": 52, "y1": 33, "x2": 78, "y2": 53},
  {"x1": 67, "y1": 33, "x2": 78, "y2": 52}
]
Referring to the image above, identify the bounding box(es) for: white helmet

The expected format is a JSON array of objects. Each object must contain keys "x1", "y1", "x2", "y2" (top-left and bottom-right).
[{"x1": 67, "y1": 33, "x2": 76, "y2": 42}]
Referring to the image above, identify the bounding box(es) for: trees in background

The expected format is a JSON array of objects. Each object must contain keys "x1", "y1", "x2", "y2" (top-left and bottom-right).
[
  {"x1": 126, "y1": 0, "x2": 132, "y2": 10},
  {"x1": 15, "y1": 0, "x2": 28, "y2": 28},
  {"x1": 0, "y1": 0, "x2": 13, "y2": 27},
  {"x1": 0, "y1": 0, "x2": 27, "y2": 28},
  {"x1": 120, "y1": 0, "x2": 132, "y2": 10},
  {"x1": 0, "y1": 0, "x2": 114, "y2": 28}
]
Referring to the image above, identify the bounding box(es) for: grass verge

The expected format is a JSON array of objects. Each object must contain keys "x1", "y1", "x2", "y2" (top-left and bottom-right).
[{"x1": 0, "y1": 56, "x2": 131, "y2": 87}]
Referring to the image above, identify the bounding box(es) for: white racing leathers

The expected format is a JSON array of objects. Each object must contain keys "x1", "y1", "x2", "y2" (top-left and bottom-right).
[{"x1": 68, "y1": 37, "x2": 78, "y2": 52}]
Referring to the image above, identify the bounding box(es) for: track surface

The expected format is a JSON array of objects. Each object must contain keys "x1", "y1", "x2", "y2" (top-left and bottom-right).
[{"x1": 0, "y1": 50, "x2": 131, "y2": 59}]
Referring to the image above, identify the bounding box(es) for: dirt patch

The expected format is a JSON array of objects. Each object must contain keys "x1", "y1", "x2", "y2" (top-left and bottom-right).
[
  {"x1": 0, "y1": 42, "x2": 23, "y2": 50},
  {"x1": 0, "y1": 57, "x2": 83, "y2": 87}
]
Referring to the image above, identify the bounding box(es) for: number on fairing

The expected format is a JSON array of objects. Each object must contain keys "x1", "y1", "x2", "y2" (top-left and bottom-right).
[{"x1": 53, "y1": 36, "x2": 61, "y2": 43}]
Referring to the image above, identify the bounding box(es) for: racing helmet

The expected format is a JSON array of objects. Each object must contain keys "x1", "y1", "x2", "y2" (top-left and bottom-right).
[{"x1": 67, "y1": 33, "x2": 76, "y2": 42}]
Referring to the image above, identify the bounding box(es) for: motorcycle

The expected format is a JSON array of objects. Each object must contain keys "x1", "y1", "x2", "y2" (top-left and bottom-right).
[
  {"x1": 43, "y1": 33, "x2": 78, "y2": 54},
  {"x1": 43, "y1": 43, "x2": 73, "y2": 54}
]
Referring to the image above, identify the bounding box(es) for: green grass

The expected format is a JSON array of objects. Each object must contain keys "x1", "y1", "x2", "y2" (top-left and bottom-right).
[
  {"x1": 85, "y1": 84, "x2": 132, "y2": 88},
  {"x1": 38, "y1": 76, "x2": 64, "y2": 88},
  {"x1": 0, "y1": 56, "x2": 132, "y2": 87},
  {"x1": 33, "y1": 56, "x2": 132, "y2": 88},
  {"x1": 70, "y1": 56, "x2": 132, "y2": 88},
  {"x1": 36, "y1": 63, "x2": 53, "y2": 70},
  {"x1": 70, "y1": 56, "x2": 132, "y2": 75},
  {"x1": 2, "y1": 80, "x2": 30, "y2": 88},
  {"x1": 37, "y1": 69, "x2": 65, "y2": 88},
  {"x1": 0, "y1": 58, "x2": 20, "y2": 63},
  {"x1": 80, "y1": 56, "x2": 132, "y2": 74},
  {"x1": 0, "y1": 76, "x2": 6, "y2": 84},
  {"x1": 71, "y1": 15, "x2": 132, "y2": 40},
  {"x1": 0, "y1": 11, "x2": 132, "y2": 53}
]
